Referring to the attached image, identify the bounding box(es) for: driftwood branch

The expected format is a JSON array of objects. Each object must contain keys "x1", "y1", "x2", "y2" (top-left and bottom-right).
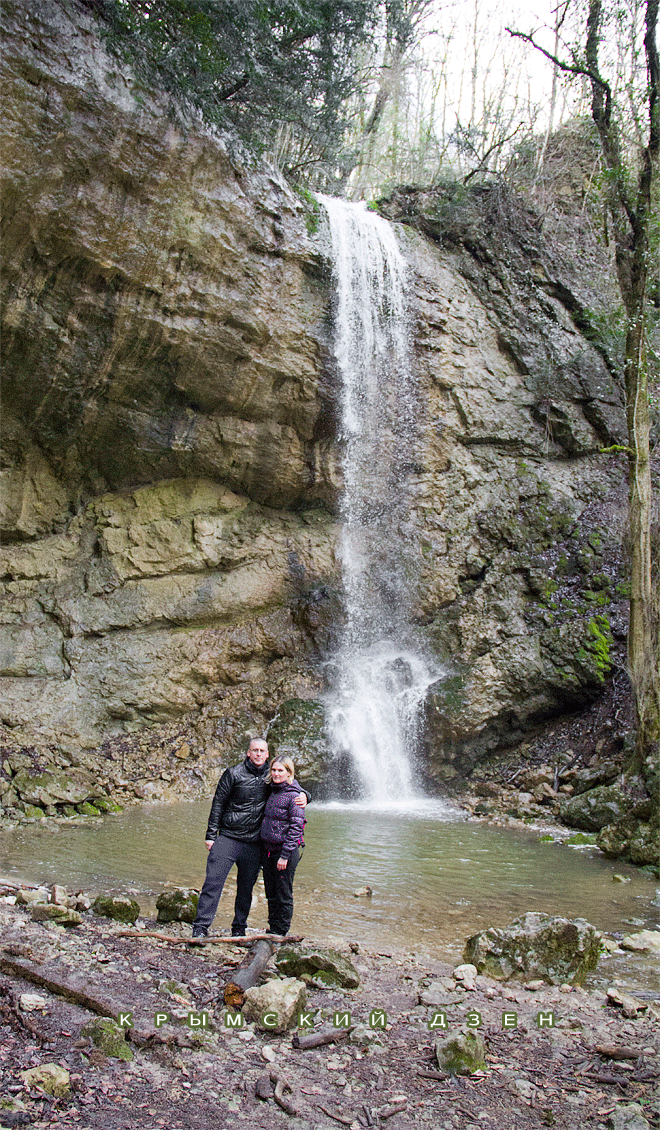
[
  {"x1": 116, "y1": 930, "x2": 302, "y2": 947},
  {"x1": 316, "y1": 1105, "x2": 354, "y2": 1126},
  {"x1": 293, "y1": 1025, "x2": 354, "y2": 1050},
  {"x1": 270, "y1": 1068, "x2": 301, "y2": 1117}
]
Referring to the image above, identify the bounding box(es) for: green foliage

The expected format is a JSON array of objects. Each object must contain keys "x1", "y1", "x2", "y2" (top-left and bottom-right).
[
  {"x1": 586, "y1": 615, "x2": 613, "y2": 680},
  {"x1": 92, "y1": 0, "x2": 399, "y2": 181}
]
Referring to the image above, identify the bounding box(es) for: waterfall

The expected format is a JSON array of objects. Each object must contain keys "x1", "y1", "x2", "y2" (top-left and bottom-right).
[{"x1": 318, "y1": 195, "x2": 437, "y2": 803}]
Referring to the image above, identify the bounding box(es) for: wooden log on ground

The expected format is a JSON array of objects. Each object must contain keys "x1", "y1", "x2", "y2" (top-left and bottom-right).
[
  {"x1": 293, "y1": 1025, "x2": 354, "y2": 1050},
  {"x1": 0, "y1": 955, "x2": 122, "y2": 1018},
  {"x1": 223, "y1": 939, "x2": 275, "y2": 1008},
  {"x1": 116, "y1": 930, "x2": 302, "y2": 947}
]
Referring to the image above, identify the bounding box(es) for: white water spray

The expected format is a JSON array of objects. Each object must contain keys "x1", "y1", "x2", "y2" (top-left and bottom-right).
[{"x1": 319, "y1": 195, "x2": 438, "y2": 803}]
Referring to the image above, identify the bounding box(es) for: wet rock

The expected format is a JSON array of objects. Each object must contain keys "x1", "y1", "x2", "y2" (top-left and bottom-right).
[
  {"x1": 275, "y1": 945, "x2": 360, "y2": 988},
  {"x1": 620, "y1": 930, "x2": 660, "y2": 953},
  {"x1": 353, "y1": 886, "x2": 373, "y2": 898},
  {"x1": 464, "y1": 912, "x2": 601, "y2": 984},
  {"x1": 81, "y1": 1017, "x2": 133, "y2": 1061},
  {"x1": 12, "y1": 768, "x2": 97, "y2": 808},
  {"x1": 92, "y1": 894, "x2": 140, "y2": 924},
  {"x1": 559, "y1": 784, "x2": 633, "y2": 832},
  {"x1": 30, "y1": 904, "x2": 82, "y2": 927},
  {"x1": 570, "y1": 762, "x2": 620, "y2": 794},
  {"x1": 435, "y1": 1029, "x2": 487, "y2": 1075},
  {"x1": 243, "y1": 976, "x2": 307, "y2": 1032},
  {"x1": 266, "y1": 699, "x2": 330, "y2": 783},
  {"x1": 597, "y1": 817, "x2": 660, "y2": 865},
  {"x1": 156, "y1": 888, "x2": 199, "y2": 924},
  {"x1": 20, "y1": 1063, "x2": 70, "y2": 1097}
]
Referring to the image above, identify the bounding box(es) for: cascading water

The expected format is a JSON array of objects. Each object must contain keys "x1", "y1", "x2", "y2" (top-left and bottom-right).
[{"x1": 318, "y1": 195, "x2": 438, "y2": 803}]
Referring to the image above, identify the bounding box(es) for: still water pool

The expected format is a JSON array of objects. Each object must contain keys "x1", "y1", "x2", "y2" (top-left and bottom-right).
[{"x1": 1, "y1": 798, "x2": 658, "y2": 990}]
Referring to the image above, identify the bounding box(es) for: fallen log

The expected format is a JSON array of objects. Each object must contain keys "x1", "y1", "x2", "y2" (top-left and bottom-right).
[
  {"x1": 223, "y1": 939, "x2": 275, "y2": 1009},
  {"x1": 0, "y1": 955, "x2": 121, "y2": 1019},
  {"x1": 594, "y1": 1045, "x2": 644, "y2": 1061},
  {"x1": 293, "y1": 1026, "x2": 354, "y2": 1050},
  {"x1": 116, "y1": 930, "x2": 302, "y2": 947}
]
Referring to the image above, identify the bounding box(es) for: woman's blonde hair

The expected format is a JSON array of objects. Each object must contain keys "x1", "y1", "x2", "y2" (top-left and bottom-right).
[{"x1": 269, "y1": 755, "x2": 295, "y2": 782}]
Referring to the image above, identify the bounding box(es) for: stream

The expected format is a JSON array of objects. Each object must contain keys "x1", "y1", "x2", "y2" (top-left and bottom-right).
[{"x1": 1, "y1": 799, "x2": 658, "y2": 993}]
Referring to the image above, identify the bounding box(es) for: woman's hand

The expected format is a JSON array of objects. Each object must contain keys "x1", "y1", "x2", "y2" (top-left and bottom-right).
[
  {"x1": 277, "y1": 856, "x2": 288, "y2": 870},
  {"x1": 205, "y1": 840, "x2": 214, "y2": 851}
]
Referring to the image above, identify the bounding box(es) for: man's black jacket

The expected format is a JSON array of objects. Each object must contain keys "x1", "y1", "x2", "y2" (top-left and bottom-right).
[{"x1": 205, "y1": 758, "x2": 271, "y2": 842}]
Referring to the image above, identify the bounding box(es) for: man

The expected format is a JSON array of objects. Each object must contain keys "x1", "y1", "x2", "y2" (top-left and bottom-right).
[{"x1": 191, "y1": 737, "x2": 307, "y2": 937}]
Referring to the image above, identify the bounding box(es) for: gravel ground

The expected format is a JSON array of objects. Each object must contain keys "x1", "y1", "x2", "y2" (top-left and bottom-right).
[{"x1": 0, "y1": 895, "x2": 659, "y2": 1130}]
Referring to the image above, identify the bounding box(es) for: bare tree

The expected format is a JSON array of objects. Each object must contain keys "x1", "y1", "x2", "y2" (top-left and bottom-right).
[{"x1": 510, "y1": 0, "x2": 660, "y2": 782}]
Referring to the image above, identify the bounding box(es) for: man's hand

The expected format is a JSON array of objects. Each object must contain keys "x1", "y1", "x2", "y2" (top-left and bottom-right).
[
  {"x1": 277, "y1": 856, "x2": 288, "y2": 870},
  {"x1": 205, "y1": 840, "x2": 214, "y2": 851},
  {"x1": 294, "y1": 793, "x2": 307, "y2": 808}
]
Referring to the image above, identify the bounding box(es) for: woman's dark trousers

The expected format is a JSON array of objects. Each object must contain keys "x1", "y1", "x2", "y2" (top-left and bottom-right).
[
  {"x1": 262, "y1": 846, "x2": 301, "y2": 936},
  {"x1": 193, "y1": 835, "x2": 261, "y2": 933}
]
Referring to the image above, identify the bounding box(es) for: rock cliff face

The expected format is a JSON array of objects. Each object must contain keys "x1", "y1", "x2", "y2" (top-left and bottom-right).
[{"x1": 1, "y1": 1, "x2": 630, "y2": 811}]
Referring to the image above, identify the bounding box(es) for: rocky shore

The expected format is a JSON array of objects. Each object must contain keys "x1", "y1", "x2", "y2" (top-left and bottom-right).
[{"x1": 1, "y1": 884, "x2": 659, "y2": 1130}]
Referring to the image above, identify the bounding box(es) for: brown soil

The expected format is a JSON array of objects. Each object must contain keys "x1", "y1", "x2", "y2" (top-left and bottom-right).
[{"x1": 1, "y1": 895, "x2": 658, "y2": 1130}]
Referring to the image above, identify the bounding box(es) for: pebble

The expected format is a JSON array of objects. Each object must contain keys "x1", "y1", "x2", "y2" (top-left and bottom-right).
[{"x1": 261, "y1": 1045, "x2": 276, "y2": 1061}]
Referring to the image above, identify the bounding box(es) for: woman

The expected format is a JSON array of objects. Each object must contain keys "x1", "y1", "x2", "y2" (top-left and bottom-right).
[{"x1": 260, "y1": 756, "x2": 305, "y2": 937}]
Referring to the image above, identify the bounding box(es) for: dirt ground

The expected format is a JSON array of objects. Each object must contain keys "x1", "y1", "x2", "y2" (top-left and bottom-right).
[{"x1": 0, "y1": 892, "x2": 658, "y2": 1130}]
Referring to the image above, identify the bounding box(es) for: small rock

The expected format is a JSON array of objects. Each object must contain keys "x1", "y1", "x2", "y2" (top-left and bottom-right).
[
  {"x1": 612, "y1": 874, "x2": 632, "y2": 883},
  {"x1": 435, "y1": 1029, "x2": 487, "y2": 1076},
  {"x1": 155, "y1": 887, "x2": 199, "y2": 924},
  {"x1": 261, "y1": 1046, "x2": 276, "y2": 1062},
  {"x1": 21, "y1": 1063, "x2": 70, "y2": 1097},
  {"x1": 19, "y1": 994, "x2": 47, "y2": 1012},
  {"x1": 620, "y1": 930, "x2": 660, "y2": 953},
  {"x1": 608, "y1": 1102, "x2": 651, "y2": 1130},
  {"x1": 606, "y1": 986, "x2": 647, "y2": 1018},
  {"x1": 30, "y1": 904, "x2": 81, "y2": 928},
  {"x1": 525, "y1": 980, "x2": 546, "y2": 991},
  {"x1": 81, "y1": 1017, "x2": 133, "y2": 1061},
  {"x1": 15, "y1": 888, "x2": 49, "y2": 906},
  {"x1": 92, "y1": 894, "x2": 140, "y2": 924},
  {"x1": 49, "y1": 885, "x2": 70, "y2": 906},
  {"x1": 353, "y1": 886, "x2": 373, "y2": 897}
]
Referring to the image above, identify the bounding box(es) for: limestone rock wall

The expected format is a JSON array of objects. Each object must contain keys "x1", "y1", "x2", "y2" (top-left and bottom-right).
[{"x1": 0, "y1": 0, "x2": 629, "y2": 807}]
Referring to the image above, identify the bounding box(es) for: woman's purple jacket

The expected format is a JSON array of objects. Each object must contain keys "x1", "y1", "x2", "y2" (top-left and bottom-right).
[{"x1": 261, "y1": 779, "x2": 306, "y2": 859}]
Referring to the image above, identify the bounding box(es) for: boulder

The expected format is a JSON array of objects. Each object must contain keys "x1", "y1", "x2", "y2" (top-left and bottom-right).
[
  {"x1": 12, "y1": 768, "x2": 97, "y2": 807},
  {"x1": 156, "y1": 888, "x2": 200, "y2": 924},
  {"x1": 559, "y1": 783, "x2": 633, "y2": 831},
  {"x1": 463, "y1": 912, "x2": 601, "y2": 984},
  {"x1": 92, "y1": 894, "x2": 140, "y2": 924},
  {"x1": 81, "y1": 1017, "x2": 133, "y2": 1061},
  {"x1": 243, "y1": 977, "x2": 307, "y2": 1032},
  {"x1": 435, "y1": 1030, "x2": 487, "y2": 1075},
  {"x1": 275, "y1": 945, "x2": 360, "y2": 988},
  {"x1": 266, "y1": 698, "x2": 330, "y2": 784}
]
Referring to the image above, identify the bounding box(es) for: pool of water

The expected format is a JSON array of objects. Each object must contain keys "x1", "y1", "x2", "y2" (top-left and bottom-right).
[{"x1": 1, "y1": 798, "x2": 658, "y2": 990}]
